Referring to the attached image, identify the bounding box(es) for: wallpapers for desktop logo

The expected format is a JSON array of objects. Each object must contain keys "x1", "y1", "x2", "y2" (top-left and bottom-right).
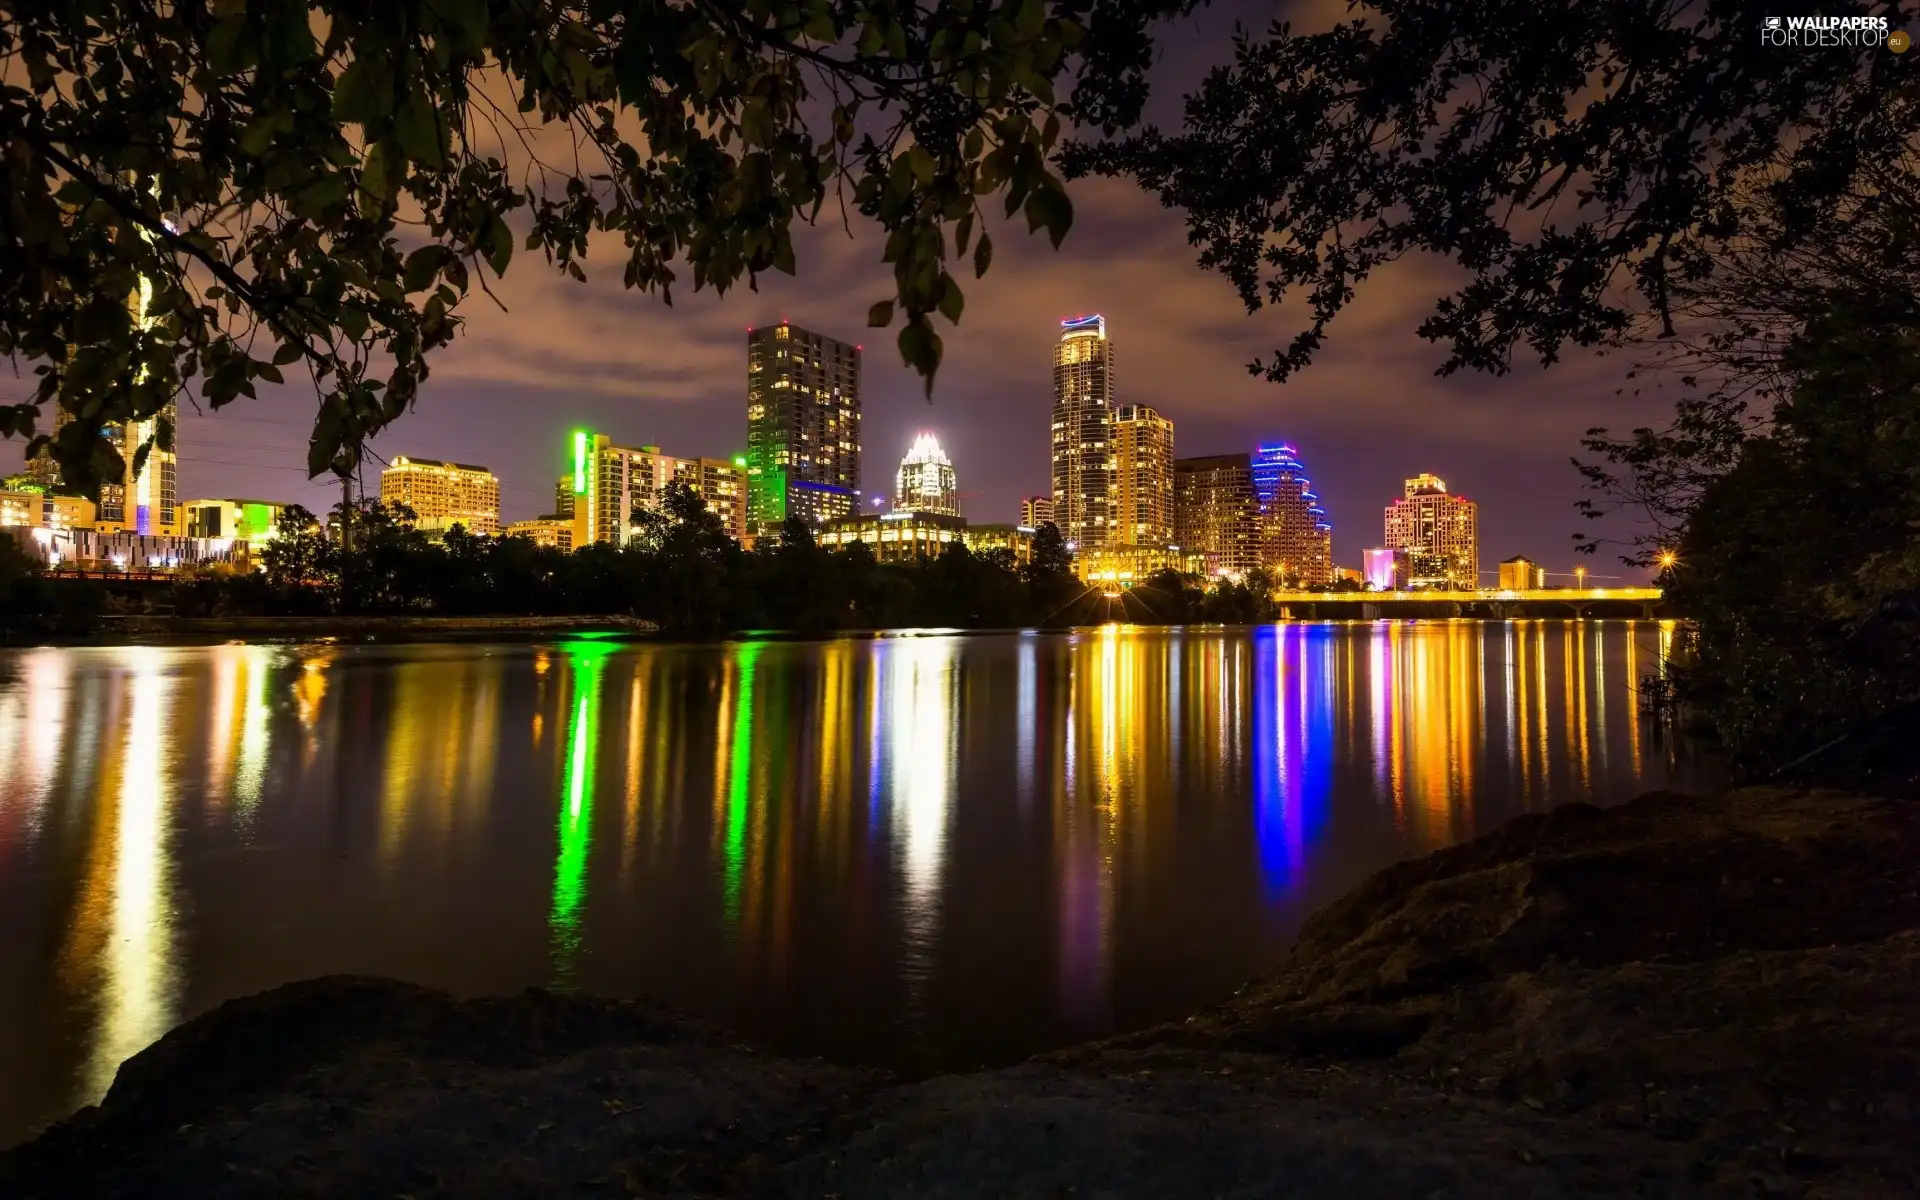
[{"x1": 1759, "y1": 14, "x2": 1902, "y2": 51}]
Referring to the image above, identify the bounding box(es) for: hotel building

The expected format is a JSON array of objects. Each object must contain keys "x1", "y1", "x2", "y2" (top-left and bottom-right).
[
  {"x1": 1384, "y1": 473, "x2": 1478, "y2": 589},
  {"x1": 567, "y1": 432, "x2": 747, "y2": 547},
  {"x1": 378, "y1": 455, "x2": 501, "y2": 536}
]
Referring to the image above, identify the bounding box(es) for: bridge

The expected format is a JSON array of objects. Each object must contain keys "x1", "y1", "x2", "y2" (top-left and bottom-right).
[{"x1": 1273, "y1": 587, "x2": 1667, "y2": 620}]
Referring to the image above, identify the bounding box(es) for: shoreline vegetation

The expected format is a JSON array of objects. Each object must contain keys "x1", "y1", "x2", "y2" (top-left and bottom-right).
[
  {"x1": 4, "y1": 786, "x2": 1914, "y2": 1197},
  {"x1": 0, "y1": 495, "x2": 1317, "y2": 647}
]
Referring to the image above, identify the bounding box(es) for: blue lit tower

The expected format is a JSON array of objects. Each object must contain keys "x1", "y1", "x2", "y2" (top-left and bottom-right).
[{"x1": 1251, "y1": 442, "x2": 1333, "y2": 586}]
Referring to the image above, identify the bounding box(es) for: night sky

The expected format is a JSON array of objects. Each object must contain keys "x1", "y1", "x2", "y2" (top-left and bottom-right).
[{"x1": 3, "y1": 0, "x2": 1672, "y2": 584}]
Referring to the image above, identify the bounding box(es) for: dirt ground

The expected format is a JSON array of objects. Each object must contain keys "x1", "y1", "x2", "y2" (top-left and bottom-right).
[{"x1": 4, "y1": 787, "x2": 1915, "y2": 1198}]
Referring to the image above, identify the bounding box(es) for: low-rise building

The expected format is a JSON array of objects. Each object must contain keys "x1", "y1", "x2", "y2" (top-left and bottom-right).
[
  {"x1": 1076, "y1": 544, "x2": 1212, "y2": 588},
  {"x1": 962, "y1": 523, "x2": 1034, "y2": 564},
  {"x1": 820, "y1": 510, "x2": 965, "y2": 562},
  {"x1": 0, "y1": 485, "x2": 95, "y2": 531},
  {"x1": 1498, "y1": 555, "x2": 1546, "y2": 590},
  {"x1": 181, "y1": 498, "x2": 285, "y2": 545},
  {"x1": 3, "y1": 526, "x2": 241, "y2": 572},
  {"x1": 504, "y1": 517, "x2": 574, "y2": 552}
]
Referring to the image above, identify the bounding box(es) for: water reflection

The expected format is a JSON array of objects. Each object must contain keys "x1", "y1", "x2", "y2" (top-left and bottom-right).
[
  {"x1": 551, "y1": 641, "x2": 612, "y2": 989},
  {"x1": 0, "y1": 622, "x2": 1694, "y2": 1147}
]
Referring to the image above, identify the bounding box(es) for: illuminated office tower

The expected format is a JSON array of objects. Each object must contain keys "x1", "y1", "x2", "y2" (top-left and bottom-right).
[
  {"x1": 746, "y1": 321, "x2": 861, "y2": 536},
  {"x1": 1050, "y1": 314, "x2": 1114, "y2": 552},
  {"x1": 378, "y1": 455, "x2": 501, "y2": 535},
  {"x1": 554, "y1": 474, "x2": 575, "y2": 520},
  {"x1": 1251, "y1": 442, "x2": 1333, "y2": 586},
  {"x1": 28, "y1": 402, "x2": 178, "y2": 534},
  {"x1": 1021, "y1": 495, "x2": 1053, "y2": 528},
  {"x1": 1174, "y1": 453, "x2": 1261, "y2": 575},
  {"x1": 894, "y1": 432, "x2": 959, "y2": 516},
  {"x1": 1384, "y1": 473, "x2": 1478, "y2": 588},
  {"x1": 1113, "y1": 403, "x2": 1173, "y2": 547}
]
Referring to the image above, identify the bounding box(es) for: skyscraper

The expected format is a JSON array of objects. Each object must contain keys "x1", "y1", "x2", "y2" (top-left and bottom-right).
[
  {"x1": 1021, "y1": 495, "x2": 1053, "y2": 528},
  {"x1": 1384, "y1": 473, "x2": 1478, "y2": 588},
  {"x1": 379, "y1": 455, "x2": 501, "y2": 535},
  {"x1": 894, "y1": 432, "x2": 959, "y2": 516},
  {"x1": 1251, "y1": 442, "x2": 1333, "y2": 586},
  {"x1": 28, "y1": 404, "x2": 178, "y2": 534},
  {"x1": 746, "y1": 321, "x2": 860, "y2": 535},
  {"x1": 1050, "y1": 314, "x2": 1114, "y2": 552},
  {"x1": 1174, "y1": 453, "x2": 1261, "y2": 575},
  {"x1": 1113, "y1": 403, "x2": 1174, "y2": 547}
]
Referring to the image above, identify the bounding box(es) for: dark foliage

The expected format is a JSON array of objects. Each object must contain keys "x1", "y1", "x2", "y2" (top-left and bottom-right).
[{"x1": 1065, "y1": 0, "x2": 1904, "y2": 384}]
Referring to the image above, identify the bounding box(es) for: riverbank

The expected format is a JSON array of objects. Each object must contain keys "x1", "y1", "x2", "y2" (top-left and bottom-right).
[
  {"x1": 0, "y1": 614, "x2": 661, "y2": 646},
  {"x1": 4, "y1": 786, "x2": 1913, "y2": 1196}
]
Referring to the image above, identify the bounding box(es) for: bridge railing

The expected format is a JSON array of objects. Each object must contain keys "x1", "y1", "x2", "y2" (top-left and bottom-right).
[{"x1": 1279, "y1": 587, "x2": 1663, "y2": 602}]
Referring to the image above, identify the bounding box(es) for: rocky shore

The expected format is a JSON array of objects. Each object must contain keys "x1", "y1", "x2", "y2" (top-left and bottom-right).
[{"x1": 4, "y1": 787, "x2": 1915, "y2": 1198}]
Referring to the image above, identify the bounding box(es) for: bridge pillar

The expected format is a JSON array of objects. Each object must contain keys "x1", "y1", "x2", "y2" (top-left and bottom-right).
[{"x1": 1362, "y1": 603, "x2": 1379, "y2": 620}]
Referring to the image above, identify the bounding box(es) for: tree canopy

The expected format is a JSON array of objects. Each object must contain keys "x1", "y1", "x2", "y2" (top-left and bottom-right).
[
  {"x1": 1064, "y1": 0, "x2": 1910, "y2": 383},
  {"x1": 0, "y1": 0, "x2": 1188, "y2": 495}
]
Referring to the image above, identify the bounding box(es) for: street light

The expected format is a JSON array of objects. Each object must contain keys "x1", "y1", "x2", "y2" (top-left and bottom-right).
[
  {"x1": 1657, "y1": 549, "x2": 1678, "y2": 570},
  {"x1": 1574, "y1": 565, "x2": 1587, "y2": 590}
]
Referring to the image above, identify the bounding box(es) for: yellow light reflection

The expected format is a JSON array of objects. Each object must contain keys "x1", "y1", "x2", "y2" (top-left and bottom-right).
[
  {"x1": 232, "y1": 645, "x2": 274, "y2": 817},
  {"x1": 82, "y1": 651, "x2": 180, "y2": 1103}
]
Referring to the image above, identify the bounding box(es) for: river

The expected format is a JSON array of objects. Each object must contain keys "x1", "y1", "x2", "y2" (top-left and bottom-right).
[{"x1": 0, "y1": 620, "x2": 1696, "y2": 1146}]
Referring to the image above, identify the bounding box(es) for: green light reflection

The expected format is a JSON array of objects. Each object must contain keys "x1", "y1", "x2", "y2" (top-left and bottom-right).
[
  {"x1": 549, "y1": 640, "x2": 616, "y2": 990},
  {"x1": 723, "y1": 642, "x2": 761, "y2": 923}
]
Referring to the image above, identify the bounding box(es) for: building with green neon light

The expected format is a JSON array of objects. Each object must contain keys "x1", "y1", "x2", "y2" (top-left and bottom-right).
[{"x1": 746, "y1": 322, "x2": 861, "y2": 539}]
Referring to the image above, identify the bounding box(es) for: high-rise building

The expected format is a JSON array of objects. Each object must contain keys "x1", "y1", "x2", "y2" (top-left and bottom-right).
[
  {"x1": 1251, "y1": 442, "x2": 1333, "y2": 586},
  {"x1": 378, "y1": 455, "x2": 501, "y2": 535},
  {"x1": 1174, "y1": 453, "x2": 1261, "y2": 576},
  {"x1": 1021, "y1": 495, "x2": 1053, "y2": 529},
  {"x1": 1050, "y1": 314, "x2": 1114, "y2": 552},
  {"x1": 1113, "y1": 404, "x2": 1174, "y2": 547},
  {"x1": 746, "y1": 321, "x2": 860, "y2": 535},
  {"x1": 1384, "y1": 473, "x2": 1478, "y2": 589},
  {"x1": 28, "y1": 403, "x2": 179, "y2": 534},
  {"x1": 894, "y1": 432, "x2": 959, "y2": 516},
  {"x1": 554, "y1": 475, "x2": 575, "y2": 520}
]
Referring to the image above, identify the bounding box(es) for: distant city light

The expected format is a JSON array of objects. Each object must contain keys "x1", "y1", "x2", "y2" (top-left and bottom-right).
[{"x1": 732, "y1": 455, "x2": 746, "y2": 467}]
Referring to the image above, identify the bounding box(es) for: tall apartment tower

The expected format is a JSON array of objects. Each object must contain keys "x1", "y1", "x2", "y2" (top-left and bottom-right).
[
  {"x1": 1021, "y1": 495, "x2": 1053, "y2": 528},
  {"x1": 28, "y1": 403, "x2": 179, "y2": 534},
  {"x1": 1050, "y1": 314, "x2": 1114, "y2": 551},
  {"x1": 1251, "y1": 442, "x2": 1333, "y2": 586},
  {"x1": 1174, "y1": 453, "x2": 1262, "y2": 575},
  {"x1": 1113, "y1": 403, "x2": 1174, "y2": 547},
  {"x1": 1384, "y1": 473, "x2": 1478, "y2": 588},
  {"x1": 746, "y1": 321, "x2": 861, "y2": 536}
]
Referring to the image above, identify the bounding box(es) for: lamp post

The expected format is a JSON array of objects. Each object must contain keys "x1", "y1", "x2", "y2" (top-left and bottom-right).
[{"x1": 1574, "y1": 565, "x2": 1587, "y2": 591}]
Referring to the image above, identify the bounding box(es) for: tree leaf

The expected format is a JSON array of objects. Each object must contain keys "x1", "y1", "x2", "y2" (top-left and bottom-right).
[
  {"x1": 973, "y1": 229, "x2": 993, "y2": 278},
  {"x1": 937, "y1": 274, "x2": 964, "y2": 324},
  {"x1": 868, "y1": 299, "x2": 895, "y2": 327}
]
